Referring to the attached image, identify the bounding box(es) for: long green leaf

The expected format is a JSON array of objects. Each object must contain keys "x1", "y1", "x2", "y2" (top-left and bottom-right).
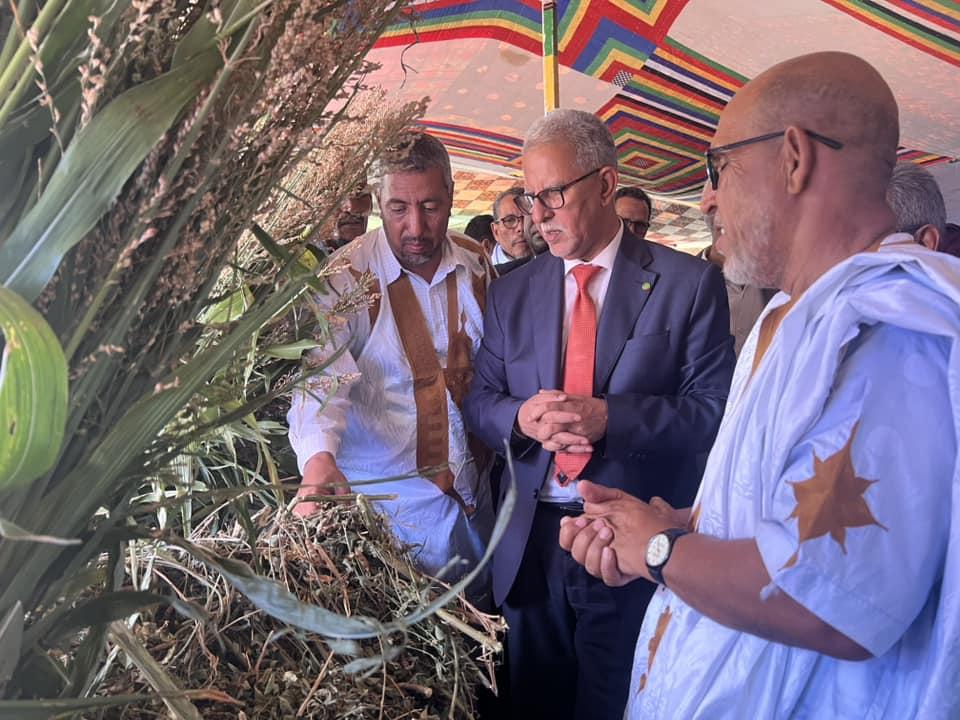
[
  {"x1": 40, "y1": 591, "x2": 207, "y2": 646},
  {"x1": 0, "y1": 695, "x2": 152, "y2": 719},
  {"x1": 0, "y1": 279, "x2": 307, "y2": 616},
  {"x1": 107, "y1": 621, "x2": 202, "y2": 720},
  {"x1": 0, "y1": 287, "x2": 67, "y2": 490},
  {"x1": 167, "y1": 535, "x2": 385, "y2": 638},
  {"x1": 250, "y1": 222, "x2": 325, "y2": 293},
  {"x1": 0, "y1": 517, "x2": 77, "y2": 546},
  {"x1": 172, "y1": 0, "x2": 257, "y2": 68},
  {"x1": 0, "y1": 602, "x2": 23, "y2": 687},
  {"x1": 0, "y1": 50, "x2": 220, "y2": 302}
]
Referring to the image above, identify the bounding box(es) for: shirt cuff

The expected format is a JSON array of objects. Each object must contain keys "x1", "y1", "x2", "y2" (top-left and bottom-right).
[{"x1": 292, "y1": 434, "x2": 340, "y2": 475}]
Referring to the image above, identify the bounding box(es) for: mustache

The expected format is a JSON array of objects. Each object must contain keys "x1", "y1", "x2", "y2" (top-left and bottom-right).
[{"x1": 538, "y1": 223, "x2": 565, "y2": 235}]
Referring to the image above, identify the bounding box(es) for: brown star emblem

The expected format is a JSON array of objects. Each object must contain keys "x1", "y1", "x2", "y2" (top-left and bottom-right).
[
  {"x1": 637, "y1": 605, "x2": 672, "y2": 693},
  {"x1": 783, "y1": 421, "x2": 886, "y2": 568}
]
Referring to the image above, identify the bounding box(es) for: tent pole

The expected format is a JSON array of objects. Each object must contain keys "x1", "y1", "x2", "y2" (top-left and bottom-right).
[{"x1": 542, "y1": 1, "x2": 559, "y2": 111}]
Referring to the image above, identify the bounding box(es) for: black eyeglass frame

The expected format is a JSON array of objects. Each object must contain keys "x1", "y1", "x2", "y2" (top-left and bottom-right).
[
  {"x1": 516, "y1": 167, "x2": 604, "y2": 215},
  {"x1": 621, "y1": 219, "x2": 650, "y2": 236},
  {"x1": 704, "y1": 130, "x2": 843, "y2": 190},
  {"x1": 492, "y1": 213, "x2": 523, "y2": 229}
]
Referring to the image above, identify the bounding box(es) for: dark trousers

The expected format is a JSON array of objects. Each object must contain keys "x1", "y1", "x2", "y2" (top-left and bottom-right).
[{"x1": 502, "y1": 503, "x2": 656, "y2": 720}]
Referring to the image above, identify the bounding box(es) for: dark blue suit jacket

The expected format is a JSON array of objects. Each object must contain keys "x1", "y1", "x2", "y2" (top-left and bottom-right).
[{"x1": 463, "y1": 233, "x2": 735, "y2": 605}]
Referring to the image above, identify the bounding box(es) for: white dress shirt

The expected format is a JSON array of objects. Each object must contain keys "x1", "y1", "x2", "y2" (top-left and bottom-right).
[
  {"x1": 287, "y1": 228, "x2": 494, "y2": 578},
  {"x1": 540, "y1": 223, "x2": 625, "y2": 503}
]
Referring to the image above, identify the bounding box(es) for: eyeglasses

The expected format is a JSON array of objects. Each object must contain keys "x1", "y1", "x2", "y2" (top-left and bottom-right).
[
  {"x1": 621, "y1": 219, "x2": 650, "y2": 236},
  {"x1": 493, "y1": 213, "x2": 523, "y2": 229},
  {"x1": 516, "y1": 167, "x2": 602, "y2": 215},
  {"x1": 704, "y1": 130, "x2": 844, "y2": 190}
]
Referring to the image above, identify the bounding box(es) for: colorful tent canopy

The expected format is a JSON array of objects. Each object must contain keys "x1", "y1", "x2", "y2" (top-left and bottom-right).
[{"x1": 366, "y1": 0, "x2": 959, "y2": 203}]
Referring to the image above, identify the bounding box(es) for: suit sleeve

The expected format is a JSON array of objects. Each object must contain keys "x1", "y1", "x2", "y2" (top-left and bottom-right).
[
  {"x1": 463, "y1": 281, "x2": 531, "y2": 456},
  {"x1": 603, "y1": 262, "x2": 734, "y2": 458}
]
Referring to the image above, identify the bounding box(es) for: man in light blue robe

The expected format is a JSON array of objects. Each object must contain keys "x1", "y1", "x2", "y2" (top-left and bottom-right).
[{"x1": 559, "y1": 52, "x2": 960, "y2": 719}]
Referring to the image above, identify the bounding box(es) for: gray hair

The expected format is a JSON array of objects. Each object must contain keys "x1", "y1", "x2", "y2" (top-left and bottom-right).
[
  {"x1": 373, "y1": 131, "x2": 453, "y2": 193},
  {"x1": 887, "y1": 161, "x2": 946, "y2": 237},
  {"x1": 523, "y1": 109, "x2": 618, "y2": 174},
  {"x1": 493, "y1": 186, "x2": 524, "y2": 220}
]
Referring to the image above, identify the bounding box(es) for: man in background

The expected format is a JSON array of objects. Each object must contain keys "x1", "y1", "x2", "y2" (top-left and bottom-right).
[
  {"x1": 329, "y1": 185, "x2": 373, "y2": 250},
  {"x1": 490, "y1": 187, "x2": 534, "y2": 268},
  {"x1": 465, "y1": 213, "x2": 496, "y2": 258},
  {"x1": 615, "y1": 186, "x2": 653, "y2": 241},
  {"x1": 886, "y1": 161, "x2": 947, "y2": 251}
]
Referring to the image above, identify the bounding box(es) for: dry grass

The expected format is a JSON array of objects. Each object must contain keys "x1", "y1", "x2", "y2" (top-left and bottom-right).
[{"x1": 98, "y1": 500, "x2": 504, "y2": 719}]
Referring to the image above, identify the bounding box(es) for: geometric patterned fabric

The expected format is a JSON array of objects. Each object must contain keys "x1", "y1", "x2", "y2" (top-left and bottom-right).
[{"x1": 367, "y1": 0, "x2": 960, "y2": 204}]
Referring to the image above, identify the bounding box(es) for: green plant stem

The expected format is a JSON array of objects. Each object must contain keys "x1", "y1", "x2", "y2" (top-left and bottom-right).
[
  {"x1": 0, "y1": 0, "x2": 36, "y2": 72},
  {"x1": 0, "y1": 0, "x2": 68, "y2": 127}
]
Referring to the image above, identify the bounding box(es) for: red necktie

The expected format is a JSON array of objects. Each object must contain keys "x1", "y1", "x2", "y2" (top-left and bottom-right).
[{"x1": 555, "y1": 263, "x2": 602, "y2": 486}]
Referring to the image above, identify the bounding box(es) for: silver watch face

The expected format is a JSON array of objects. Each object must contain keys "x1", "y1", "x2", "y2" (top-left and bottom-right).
[{"x1": 646, "y1": 532, "x2": 671, "y2": 567}]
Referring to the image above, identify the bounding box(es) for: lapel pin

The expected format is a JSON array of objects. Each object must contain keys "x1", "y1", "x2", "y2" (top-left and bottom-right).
[{"x1": 641, "y1": 281, "x2": 653, "y2": 292}]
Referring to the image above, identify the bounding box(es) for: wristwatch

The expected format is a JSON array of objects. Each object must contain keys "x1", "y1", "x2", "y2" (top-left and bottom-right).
[{"x1": 645, "y1": 527, "x2": 690, "y2": 586}]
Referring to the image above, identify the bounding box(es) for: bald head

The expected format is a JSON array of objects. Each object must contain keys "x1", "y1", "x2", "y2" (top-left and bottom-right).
[
  {"x1": 705, "y1": 53, "x2": 901, "y2": 295},
  {"x1": 723, "y1": 52, "x2": 899, "y2": 191}
]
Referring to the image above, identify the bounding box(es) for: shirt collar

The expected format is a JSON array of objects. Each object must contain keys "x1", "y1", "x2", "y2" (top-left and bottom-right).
[
  {"x1": 879, "y1": 232, "x2": 916, "y2": 248},
  {"x1": 562, "y1": 221, "x2": 624, "y2": 276},
  {"x1": 377, "y1": 227, "x2": 465, "y2": 286}
]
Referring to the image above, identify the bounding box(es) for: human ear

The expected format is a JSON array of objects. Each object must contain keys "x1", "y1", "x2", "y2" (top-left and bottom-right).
[
  {"x1": 782, "y1": 126, "x2": 814, "y2": 196},
  {"x1": 599, "y1": 166, "x2": 619, "y2": 205},
  {"x1": 914, "y1": 225, "x2": 940, "y2": 251}
]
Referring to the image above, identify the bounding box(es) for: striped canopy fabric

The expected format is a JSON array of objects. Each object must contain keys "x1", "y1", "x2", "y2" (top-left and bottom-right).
[{"x1": 365, "y1": 0, "x2": 959, "y2": 202}]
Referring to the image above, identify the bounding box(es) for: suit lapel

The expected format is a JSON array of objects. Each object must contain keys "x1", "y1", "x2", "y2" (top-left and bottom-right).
[
  {"x1": 531, "y1": 254, "x2": 564, "y2": 390},
  {"x1": 594, "y1": 237, "x2": 658, "y2": 391}
]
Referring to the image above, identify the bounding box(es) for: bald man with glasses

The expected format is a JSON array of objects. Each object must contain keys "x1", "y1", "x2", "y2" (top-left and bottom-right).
[{"x1": 464, "y1": 109, "x2": 734, "y2": 720}]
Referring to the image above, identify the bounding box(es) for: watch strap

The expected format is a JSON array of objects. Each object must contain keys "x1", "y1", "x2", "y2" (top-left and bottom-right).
[{"x1": 647, "y1": 527, "x2": 690, "y2": 586}]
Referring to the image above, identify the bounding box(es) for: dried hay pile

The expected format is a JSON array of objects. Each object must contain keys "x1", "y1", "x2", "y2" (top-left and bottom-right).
[{"x1": 99, "y1": 499, "x2": 504, "y2": 718}]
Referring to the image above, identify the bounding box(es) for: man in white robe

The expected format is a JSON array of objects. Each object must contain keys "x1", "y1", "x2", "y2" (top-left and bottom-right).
[
  {"x1": 287, "y1": 132, "x2": 494, "y2": 583},
  {"x1": 559, "y1": 52, "x2": 960, "y2": 719}
]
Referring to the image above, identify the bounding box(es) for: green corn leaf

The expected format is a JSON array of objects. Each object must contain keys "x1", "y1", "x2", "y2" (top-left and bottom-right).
[
  {"x1": 261, "y1": 338, "x2": 320, "y2": 360},
  {"x1": 166, "y1": 535, "x2": 386, "y2": 638},
  {"x1": 198, "y1": 286, "x2": 254, "y2": 325},
  {"x1": 250, "y1": 222, "x2": 325, "y2": 293},
  {"x1": 0, "y1": 50, "x2": 221, "y2": 302},
  {"x1": 0, "y1": 286, "x2": 67, "y2": 490},
  {"x1": 0, "y1": 695, "x2": 153, "y2": 719},
  {"x1": 41, "y1": 591, "x2": 208, "y2": 645},
  {"x1": 0, "y1": 602, "x2": 23, "y2": 687},
  {"x1": 0, "y1": 517, "x2": 78, "y2": 545},
  {"x1": 172, "y1": 0, "x2": 259, "y2": 68}
]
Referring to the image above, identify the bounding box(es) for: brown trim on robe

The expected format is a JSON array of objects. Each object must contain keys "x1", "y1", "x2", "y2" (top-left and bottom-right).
[{"x1": 389, "y1": 272, "x2": 482, "y2": 513}]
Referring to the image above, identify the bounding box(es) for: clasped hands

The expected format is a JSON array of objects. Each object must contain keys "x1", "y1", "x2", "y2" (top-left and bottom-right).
[
  {"x1": 558, "y1": 480, "x2": 691, "y2": 587},
  {"x1": 517, "y1": 389, "x2": 608, "y2": 453}
]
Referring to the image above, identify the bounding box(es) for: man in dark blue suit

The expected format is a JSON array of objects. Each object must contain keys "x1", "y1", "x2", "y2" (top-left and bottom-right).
[{"x1": 463, "y1": 109, "x2": 734, "y2": 719}]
